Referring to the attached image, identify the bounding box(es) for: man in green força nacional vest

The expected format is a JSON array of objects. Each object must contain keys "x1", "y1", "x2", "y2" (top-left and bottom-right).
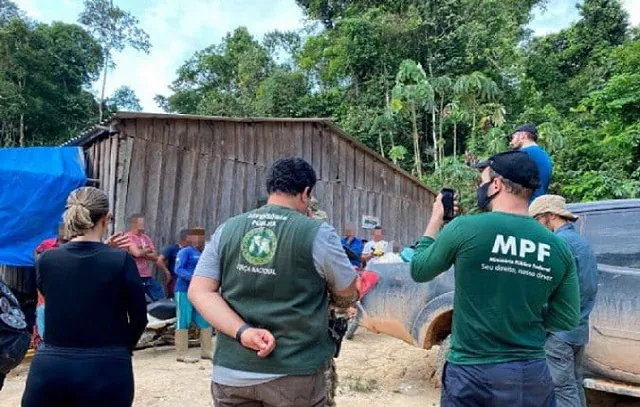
[
  {"x1": 189, "y1": 157, "x2": 359, "y2": 407},
  {"x1": 411, "y1": 151, "x2": 580, "y2": 407}
]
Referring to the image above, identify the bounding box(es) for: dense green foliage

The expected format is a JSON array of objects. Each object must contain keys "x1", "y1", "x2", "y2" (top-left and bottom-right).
[
  {"x1": 0, "y1": 0, "x2": 145, "y2": 146},
  {"x1": 0, "y1": 16, "x2": 103, "y2": 146},
  {"x1": 159, "y1": 0, "x2": 638, "y2": 203},
  {"x1": 1, "y1": 0, "x2": 637, "y2": 203}
]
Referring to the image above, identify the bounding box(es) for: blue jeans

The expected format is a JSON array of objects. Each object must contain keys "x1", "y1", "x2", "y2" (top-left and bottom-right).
[
  {"x1": 141, "y1": 277, "x2": 165, "y2": 302},
  {"x1": 545, "y1": 334, "x2": 586, "y2": 407},
  {"x1": 441, "y1": 359, "x2": 556, "y2": 407}
]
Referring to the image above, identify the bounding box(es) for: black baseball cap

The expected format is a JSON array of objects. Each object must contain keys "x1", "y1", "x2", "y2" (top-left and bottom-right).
[
  {"x1": 473, "y1": 150, "x2": 541, "y2": 190},
  {"x1": 508, "y1": 124, "x2": 538, "y2": 141}
]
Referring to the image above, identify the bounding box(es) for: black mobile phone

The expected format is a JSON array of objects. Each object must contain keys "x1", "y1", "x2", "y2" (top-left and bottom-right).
[{"x1": 441, "y1": 188, "x2": 455, "y2": 222}]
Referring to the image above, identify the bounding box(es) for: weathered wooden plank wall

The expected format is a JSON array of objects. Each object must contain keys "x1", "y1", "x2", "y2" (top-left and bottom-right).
[{"x1": 84, "y1": 117, "x2": 434, "y2": 251}]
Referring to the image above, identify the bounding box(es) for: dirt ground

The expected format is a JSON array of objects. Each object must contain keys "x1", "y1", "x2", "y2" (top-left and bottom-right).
[
  {"x1": 1, "y1": 330, "x2": 439, "y2": 407},
  {"x1": 3, "y1": 330, "x2": 638, "y2": 407}
]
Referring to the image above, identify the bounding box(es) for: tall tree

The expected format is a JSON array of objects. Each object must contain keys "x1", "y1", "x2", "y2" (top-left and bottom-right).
[
  {"x1": 0, "y1": 0, "x2": 22, "y2": 26},
  {"x1": 525, "y1": 0, "x2": 630, "y2": 112},
  {"x1": 433, "y1": 75, "x2": 452, "y2": 163},
  {"x1": 106, "y1": 85, "x2": 142, "y2": 112},
  {"x1": 442, "y1": 101, "x2": 468, "y2": 158},
  {"x1": 391, "y1": 60, "x2": 434, "y2": 178},
  {"x1": 79, "y1": 0, "x2": 150, "y2": 121},
  {"x1": 159, "y1": 27, "x2": 273, "y2": 116},
  {"x1": 0, "y1": 19, "x2": 103, "y2": 146},
  {"x1": 454, "y1": 72, "x2": 499, "y2": 151}
]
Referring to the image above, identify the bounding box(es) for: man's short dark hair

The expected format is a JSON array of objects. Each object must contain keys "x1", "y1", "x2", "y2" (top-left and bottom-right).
[
  {"x1": 266, "y1": 157, "x2": 317, "y2": 196},
  {"x1": 374, "y1": 226, "x2": 382, "y2": 231},
  {"x1": 489, "y1": 168, "x2": 533, "y2": 201},
  {"x1": 510, "y1": 124, "x2": 539, "y2": 142},
  {"x1": 178, "y1": 228, "x2": 189, "y2": 241},
  {"x1": 128, "y1": 213, "x2": 144, "y2": 225}
]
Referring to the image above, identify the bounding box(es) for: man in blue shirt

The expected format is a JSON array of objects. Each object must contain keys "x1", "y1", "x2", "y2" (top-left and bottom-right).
[
  {"x1": 341, "y1": 226, "x2": 363, "y2": 267},
  {"x1": 174, "y1": 227, "x2": 212, "y2": 363},
  {"x1": 530, "y1": 195, "x2": 599, "y2": 407},
  {"x1": 509, "y1": 124, "x2": 553, "y2": 202},
  {"x1": 157, "y1": 228, "x2": 189, "y2": 299}
]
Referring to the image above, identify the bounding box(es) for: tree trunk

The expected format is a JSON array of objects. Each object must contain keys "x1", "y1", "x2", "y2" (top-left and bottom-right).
[
  {"x1": 471, "y1": 110, "x2": 477, "y2": 151},
  {"x1": 439, "y1": 96, "x2": 445, "y2": 162},
  {"x1": 99, "y1": 53, "x2": 110, "y2": 122},
  {"x1": 431, "y1": 104, "x2": 438, "y2": 169},
  {"x1": 378, "y1": 132, "x2": 385, "y2": 158},
  {"x1": 19, "y1": 114, "x2": 24, "y2": 147},
  {"x1": 384, "y1": 87, "x2": 395, "y2": 148},
  {"x1": 453, "y1": 122, "x2": 458, "y2": 159},
  {"x1": 411, "y1": 104, "x2": 422, "y2": 179}
]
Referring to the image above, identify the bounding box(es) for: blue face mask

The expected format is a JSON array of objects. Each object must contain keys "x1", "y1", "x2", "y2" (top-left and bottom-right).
[{"x1": 476, "y1": 181, "x2": 497, "y2": 211}]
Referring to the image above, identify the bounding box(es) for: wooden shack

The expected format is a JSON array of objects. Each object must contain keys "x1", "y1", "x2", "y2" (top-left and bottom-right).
[{"x1": 65, "y1": 112, "x2": 435, "y2": 249}]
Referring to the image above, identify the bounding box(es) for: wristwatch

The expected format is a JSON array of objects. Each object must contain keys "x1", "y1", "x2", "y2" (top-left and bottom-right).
[{"x1": 235, "y1": 323, "x2": 252, "y2": 342}]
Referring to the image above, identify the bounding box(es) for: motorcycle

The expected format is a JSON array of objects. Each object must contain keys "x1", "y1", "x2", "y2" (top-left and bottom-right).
[{"x1": 136, "y1": 296, "x2": 177, "y2": 349}]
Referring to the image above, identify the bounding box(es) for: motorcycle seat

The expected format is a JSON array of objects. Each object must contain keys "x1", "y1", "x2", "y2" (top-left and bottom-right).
[{"x1": 147, "y1": 299, "x2": 176, "y2": 320}]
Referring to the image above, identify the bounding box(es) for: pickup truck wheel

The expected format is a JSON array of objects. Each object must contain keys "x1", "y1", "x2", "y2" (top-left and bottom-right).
[{"x1": 434, "y1": 335, "x2": 451, "y2": 388}]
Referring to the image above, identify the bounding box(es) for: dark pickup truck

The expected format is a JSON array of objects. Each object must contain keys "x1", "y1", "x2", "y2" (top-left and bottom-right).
[{"x1": 358, "y1": 199, "x2": 640, "y2": 398}]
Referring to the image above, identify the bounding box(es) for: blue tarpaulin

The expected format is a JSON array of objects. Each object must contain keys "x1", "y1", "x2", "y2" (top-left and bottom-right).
[{"x1": 0, "y1": 147, "x2": 86, "y2": 266}]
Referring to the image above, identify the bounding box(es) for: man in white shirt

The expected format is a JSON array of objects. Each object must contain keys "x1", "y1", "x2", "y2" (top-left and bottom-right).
[{"x1": 361, "y1": 226, "x2": 389, "y2": 265}]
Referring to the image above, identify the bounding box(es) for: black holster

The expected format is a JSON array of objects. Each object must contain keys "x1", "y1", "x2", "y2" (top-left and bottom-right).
[{"x1": 328, "y1": 312, "x2": 349, "y2": 358}]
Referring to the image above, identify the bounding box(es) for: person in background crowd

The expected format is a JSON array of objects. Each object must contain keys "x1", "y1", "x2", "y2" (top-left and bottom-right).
[
  {"x1": 188, "y1": 157, "x2": 359, "y2": 407},
  {"x1": 308, "y1": 197, "x2": 328, "y2": 220},
  {"x1": 126, "y1": 214, "x2": 166, "y2": 301},
  {"x1": 361, "y1": 226, "x2": 388, "y2": 265},
  {"x1": 530, "y1": 195, "x2": 599, "y2": 407},
  {"x1": 368, "y1": 241, "x2": 403, "y2": 266},
  {"x1": 157, "y1": 229, "x2": 189, "y2": 299},
  {"x1": 32, "y1": 224, "x2": 67, "y2": 348},
  {"x1": 174, "y1": 227, "x2": 213, "y2": 363},
  {"x1": 411, "y1": 151, "x2": 579, "y2": 407},
  {"x1": 509, "y1": 123, "x2": 553, "y2": 202},
  {"x1": 341, "y1": 226, "x2": 363, "y2": 268},
  {"x1": 22, "y1": 187, "x2": 147, "y2": 407}
]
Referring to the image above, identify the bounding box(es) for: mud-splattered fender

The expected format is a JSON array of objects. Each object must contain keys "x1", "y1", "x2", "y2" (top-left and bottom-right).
[{"x1": 412, "y1": 292, "x2": 454, "y2": 349}]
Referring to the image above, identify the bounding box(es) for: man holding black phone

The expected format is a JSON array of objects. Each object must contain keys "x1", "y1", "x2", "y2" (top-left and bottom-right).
[{"x1": 410, "y1": 150, "x2": 580, "y2": 406}]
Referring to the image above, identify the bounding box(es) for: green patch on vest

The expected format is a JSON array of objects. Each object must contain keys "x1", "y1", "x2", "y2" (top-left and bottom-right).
[{"x1": 241, "y1": 227, "x2": 277, "y2": 265}]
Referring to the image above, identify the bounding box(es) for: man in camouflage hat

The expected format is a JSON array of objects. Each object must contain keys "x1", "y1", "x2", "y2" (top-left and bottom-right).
[{"x1": 308, "y1": 197, "x2": 329, "y2": 220}]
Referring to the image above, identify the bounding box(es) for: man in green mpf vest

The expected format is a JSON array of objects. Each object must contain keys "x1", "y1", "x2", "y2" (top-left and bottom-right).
[
  {"x1": 189, "y1": 157, "x2": 359, "y2": 407},
  {"x1": 411, "y1": 150, "x2": 580, "y2": 407}
]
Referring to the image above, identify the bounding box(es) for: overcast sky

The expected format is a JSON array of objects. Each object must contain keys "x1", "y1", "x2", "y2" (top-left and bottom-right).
[{"x1": 13, "y1": 0, "x2": 640, "y2": 113}]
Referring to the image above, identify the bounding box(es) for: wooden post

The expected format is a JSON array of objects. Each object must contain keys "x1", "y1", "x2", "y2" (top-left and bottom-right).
[
  {"x1": 108, "y1": 136, "x2": 119, "y2": 236},
  {"x1": 114, "y1": 135, "x2": 133, "y2": 233}
]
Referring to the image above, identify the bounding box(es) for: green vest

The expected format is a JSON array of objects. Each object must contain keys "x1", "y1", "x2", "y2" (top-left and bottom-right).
[{"x1": 215, "y1": 204, "x2": 335, "y2": 375}]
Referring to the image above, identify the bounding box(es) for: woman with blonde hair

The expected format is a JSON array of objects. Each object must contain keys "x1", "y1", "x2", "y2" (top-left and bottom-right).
[{"x1": 22, "y1": 187, "x2": 147, "y2": 407}]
